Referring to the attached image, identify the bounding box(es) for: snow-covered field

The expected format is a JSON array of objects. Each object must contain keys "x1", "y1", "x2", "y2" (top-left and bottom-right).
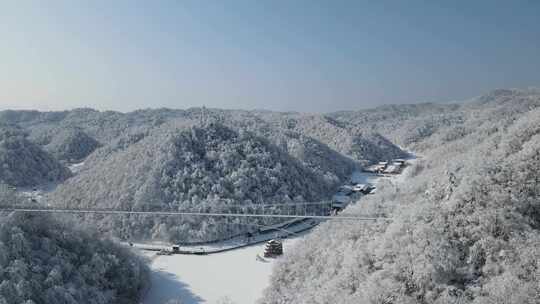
[{"x1": 142, "y1": 236, "x2": 301, "y2": 304}]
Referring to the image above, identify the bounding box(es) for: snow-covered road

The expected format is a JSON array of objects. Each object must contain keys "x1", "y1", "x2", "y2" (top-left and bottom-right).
[{"x1": 142, "y1": 236, "x2": 301, "y2": 304}]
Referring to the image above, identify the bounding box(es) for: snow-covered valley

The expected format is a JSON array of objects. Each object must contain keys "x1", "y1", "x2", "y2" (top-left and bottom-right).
[
  {"x1": 1, "y1": 119, "x2": 415, "y2": 304},
  {"x1": 142, "y1": 236, "x2": 301, "y2": 304},
  {"x1": 3, "y1": 88, "x2": 540, "y2": 304},
  {"x1": 139, "y1": 164, "x2": 414, "y2": 304}
]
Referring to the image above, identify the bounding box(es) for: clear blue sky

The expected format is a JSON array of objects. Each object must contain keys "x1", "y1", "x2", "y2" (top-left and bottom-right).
[{"x1": 1, "y1": 0, "x2": 539, "y2": 113}]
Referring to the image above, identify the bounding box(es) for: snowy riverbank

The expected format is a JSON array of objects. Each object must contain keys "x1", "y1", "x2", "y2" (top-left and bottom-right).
[{"x1": 130, "y1": 218, "x2": 319, "y2": 255}]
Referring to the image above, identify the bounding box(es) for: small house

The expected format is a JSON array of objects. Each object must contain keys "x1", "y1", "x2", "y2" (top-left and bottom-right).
[
  {"x1": 157, "y1": 249, "x2": 172, "y2": 256},
  {"x1": 331, "y1": 194, "x2": 351, "y2": 211},
  {"x1": 364, "y1": 164, "x2": 386, "y2": 173},
  {"x1": 264, "y1": 239, "x2": 283, "y2": 257},
  {"x1": 352, "y1": 184, "x2": 368, "y2": 192},
  {"x1": 352, "y1": 183, "x2": 375, "y2": 194},
  {"x1": 363, "y1": 165, "x2": 378, "y2": 173},
  {"x1": 337, "y1": 185, "x2": 353, "y2": 196},
  {"x1": 383, "y1": 165, "x2": 400, "y2": 174},
  {"x1": 331, "y1": 201, "x2": 346, "y2": 210}
]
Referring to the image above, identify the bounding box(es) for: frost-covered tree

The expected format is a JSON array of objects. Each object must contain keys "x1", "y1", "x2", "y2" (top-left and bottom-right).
[{"x1": 0, "y1": 190, "x2": 149, "y2": 304}]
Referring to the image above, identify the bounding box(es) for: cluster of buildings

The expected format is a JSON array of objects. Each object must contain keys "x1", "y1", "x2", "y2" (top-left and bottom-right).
[
  {"x1": 331, "y1": 158, "x2": 409, "y2": 212},
  {"x1": 364, "y1": 158, "x2": 407, "y2": 174},
  {"x1": 331, "y1": 182, "x2": 376, "y2": 211}
]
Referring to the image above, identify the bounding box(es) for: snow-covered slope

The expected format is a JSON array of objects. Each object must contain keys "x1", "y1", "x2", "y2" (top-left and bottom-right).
[
  {"x1": 252, "y1": 113, "x2": 407, "y2": 164},
  {"x1": 0, "y1": 190, "x2": 149, "y2": 304},
  {"x1": 261, "y1": 90, "x2": 540, "y2": 304},
  {"x1": 42, "y1": 128, "x2": 100, "y2": 162},
  {"x1": 0, "y1": 125, "x2": 71, "y2": 187},
  {"x1": 0, "y1": 107, "x2": 405, "y2": 245},
  {"x1": 48, "y1": 123, "x2": 338, "y2": 243}
]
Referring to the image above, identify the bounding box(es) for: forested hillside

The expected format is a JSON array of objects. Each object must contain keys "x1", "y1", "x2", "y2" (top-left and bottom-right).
[
  {"x1": 0, "y1": 189, "x2": 149, "y2": 304},
  {"x1": 261, "y1": 89, "x2": 540, "y2": 304},
  {"x1": 0, "y1": 125, "x2": 71, "y2": 187},
  {"x1": 47, "y1": 123, "x2": 344, "y2": 242},
  {"x1": 0, "y1": 107, "x2": 404, "y2": 166},
  {"x1": 1, "y1": 88, "x2": 538, "y2": 303},
  {"x1": 1, "y1": 106, "x2": 406, "y2": 243},
  {"x1": 40, "y1": 129, "x2": 100, "y2": 162},
  {"x1": 0, "y1": 108, "x2": 185, "y2": 146},
  {"x1": 329, "y1": 102, "x2": 461, "y2": 148},
  {"x1": 250, "y1": 112, "x2": 407, "y2": 164}
]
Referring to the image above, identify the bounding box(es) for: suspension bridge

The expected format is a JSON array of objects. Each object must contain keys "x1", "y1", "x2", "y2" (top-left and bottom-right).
[
  {"x1": 0, "y1": 200, "x2": 388, "y2": 254},
  {"x1": 0, "y1": 203, "x2": 384, "y2": 221}
]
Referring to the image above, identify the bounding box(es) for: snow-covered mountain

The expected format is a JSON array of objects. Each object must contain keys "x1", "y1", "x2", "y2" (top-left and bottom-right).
[
  {"x1": 1, "y1": 107, "x2": 405, "y2": 242},
  {"x1": 261, "y1": 88, "x2": 540, "y2": 304},
  {"x1": 1, "y1": 87, "x2": 539, "y2": 304},
  {"x1": 47, "y1": 123, "x2": 347, "y2": 242}
]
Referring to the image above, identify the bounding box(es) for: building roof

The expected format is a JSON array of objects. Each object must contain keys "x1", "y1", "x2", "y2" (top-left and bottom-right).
[{"x1": 383, "y1": 165, "x2": 400, "y2": 173}]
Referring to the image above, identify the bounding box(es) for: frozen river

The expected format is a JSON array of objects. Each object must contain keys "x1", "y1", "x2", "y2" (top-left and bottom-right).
[
  {"x1": 142, "y1": 236, "x2": 301, "y2": 304},
  {"x1": 141, "y1": 162, "x2": 416, "y2": 304}
]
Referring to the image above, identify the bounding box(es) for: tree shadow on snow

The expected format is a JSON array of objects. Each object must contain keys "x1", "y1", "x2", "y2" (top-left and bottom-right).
[{"x1": 144, "y1": 269, "x2": 204, "y2": 304}]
